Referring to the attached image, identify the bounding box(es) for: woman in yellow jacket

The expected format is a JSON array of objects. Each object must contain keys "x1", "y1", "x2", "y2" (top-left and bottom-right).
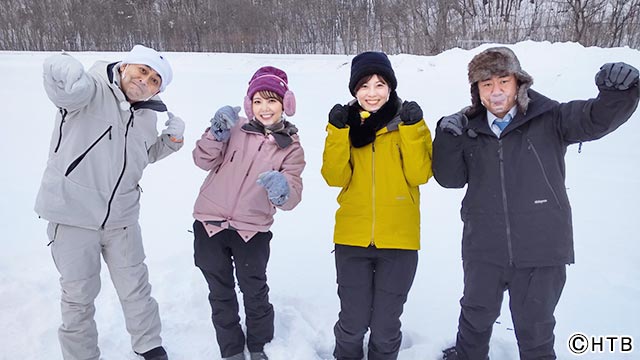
[{"x1": 321, "y1": 51, "x2": 433, "y2": 360}]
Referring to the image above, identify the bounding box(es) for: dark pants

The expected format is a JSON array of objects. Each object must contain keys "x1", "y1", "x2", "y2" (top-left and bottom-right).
[
  {"x1": 193, "y1": 221, "x2": 274, "y2": 358},
  {"x1": 333, "y1": 244, "x2": 418, "y2": 360},
  {"x1": 455, "y1": 261, "x2": 566, "y2": 360}
]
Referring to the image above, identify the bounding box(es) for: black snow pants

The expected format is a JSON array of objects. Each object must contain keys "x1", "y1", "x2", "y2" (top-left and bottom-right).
[
  {"x1": 455, "y1": 261, "x2": 566, "y2": 360},
  {"x1": 193, "y1": 221, "x2": 274, "y2": 358},
  {"x1": 333, "y1": 244, "x2": 418, "y2": 360}
]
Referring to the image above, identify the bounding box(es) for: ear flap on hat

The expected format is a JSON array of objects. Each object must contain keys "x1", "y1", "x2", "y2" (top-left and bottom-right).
[
  {"x1": 516, "y1": 81, "x2": 531, "y2": 114},
  {"x1": 283, "y1": 90, "x2": 296, "y2": 116},
  {"x1": 244, "y1": 95, "x2": 254, "y2": 120},
  {"x1": 244, "y1": 91, "x2": 297, "y2": 119},
  {"x1": 466, "y1": 84, "x2": 482, "y2": 117}
]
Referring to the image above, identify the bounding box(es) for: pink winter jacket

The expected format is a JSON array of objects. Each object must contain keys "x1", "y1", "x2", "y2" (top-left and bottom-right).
[{"x1": 192, "y1": 117, "x2": 305, "y2": 241}]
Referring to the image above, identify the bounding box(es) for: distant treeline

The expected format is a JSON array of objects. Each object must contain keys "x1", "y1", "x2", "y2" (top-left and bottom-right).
[{"x1": 2, "y1": 0, "x2": 639, "y2": 54}]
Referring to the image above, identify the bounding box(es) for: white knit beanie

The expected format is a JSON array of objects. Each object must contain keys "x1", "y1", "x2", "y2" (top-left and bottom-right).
[{"x1": 121, "y1": 44, "x2": 173, "y2": 92}]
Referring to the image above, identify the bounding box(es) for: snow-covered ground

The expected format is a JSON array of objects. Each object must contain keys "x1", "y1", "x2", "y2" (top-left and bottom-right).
[{"x1": 1, "y1": 41, "x2": 638, "y2": 359}]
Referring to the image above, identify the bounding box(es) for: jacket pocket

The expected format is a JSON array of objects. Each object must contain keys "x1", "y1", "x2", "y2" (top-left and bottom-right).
[
  {"x1": 462, "y1": 144, "x2": 481, "y2": 176},
  {"x1": 46, "y1": 222, "x2": 59, "y2": 246},
  {"x1": 65, "y1": 126, "x2": 113, "y2": 176},
  {"x1": 525, "y1": 137, "x2": 563, "y2": 208}
]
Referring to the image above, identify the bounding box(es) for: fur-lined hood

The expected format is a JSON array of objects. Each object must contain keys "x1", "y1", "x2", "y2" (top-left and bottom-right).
[{"x1": 465, "y1": 47, "x2": 534, "y2": 117}]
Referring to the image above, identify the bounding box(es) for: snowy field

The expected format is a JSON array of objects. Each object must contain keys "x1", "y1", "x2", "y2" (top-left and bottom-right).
[{"x1": 0, "y1": 41, "x2": 638, "y2": 359}]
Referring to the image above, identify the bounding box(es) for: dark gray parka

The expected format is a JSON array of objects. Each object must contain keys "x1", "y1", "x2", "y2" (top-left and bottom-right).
[{"x1": 433, "y1": 87, "x2": 639, "y2": 267}]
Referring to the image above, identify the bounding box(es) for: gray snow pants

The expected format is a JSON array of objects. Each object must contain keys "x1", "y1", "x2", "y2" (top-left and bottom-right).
[
  {"x1": 333, "y1": 244, "x2": 418, "y2": 360},
  {"x1": 455, "y1": 261, "x2": 566, "y2": 360},
  {"x1": 47, "y1": 222, "x2": 163, "y2": 360}
]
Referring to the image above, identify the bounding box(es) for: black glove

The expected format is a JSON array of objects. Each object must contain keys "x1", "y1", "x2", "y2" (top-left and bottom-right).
[
  {"x1": 439, "y1": 112, "x2": 468, "y2": 136},
  {"x1": 595, "y1": 62, "x2": 639, "y2": 91},
  {"x1": 329, "y1": 104, "x2": 349, "y2": 128},
  {"x1": 399, "y1": 101, "x2": 423, "y2": 125}
]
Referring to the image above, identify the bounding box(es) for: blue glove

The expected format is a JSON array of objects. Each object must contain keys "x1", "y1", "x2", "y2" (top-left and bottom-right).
[
  {"x1": 210, "y1": 105, "x2": 241, "y2": 142},
  {"x1": 595, "y1": 62, "x2": 639, "y2": 91},
  {"x1": 257, "y1": 171, "x2": 290, "y2": 206},
  {"x1": 439, "y1": 112, "x2": 468, "y2": 136}
]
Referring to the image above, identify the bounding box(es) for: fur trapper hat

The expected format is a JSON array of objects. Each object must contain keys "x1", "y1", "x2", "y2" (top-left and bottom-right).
[{"x1": 466, "y1": 47, "x2": 533, "y2": 115}]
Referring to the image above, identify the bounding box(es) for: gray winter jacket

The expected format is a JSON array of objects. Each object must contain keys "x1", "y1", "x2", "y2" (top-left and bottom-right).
[
  {"x1": 35, "y1": 61, "x2": 182, "y2": 230},
  {"x1": 433, "y1": 87, "x2": 638, "y2": 267}
]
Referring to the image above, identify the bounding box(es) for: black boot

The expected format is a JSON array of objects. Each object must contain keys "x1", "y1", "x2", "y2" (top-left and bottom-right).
[
  {"x1": 137, "y1": 346, "x2": 168, "y2": 360},
  {"x1": 250, "y1": 351, "x2": 269, "y2": 360},
  {"x1": 442, "y1": 346, "x2": 458, "y2": 360}
]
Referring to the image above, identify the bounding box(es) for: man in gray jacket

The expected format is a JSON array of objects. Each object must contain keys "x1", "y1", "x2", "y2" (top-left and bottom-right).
[
  {"x1": 35, "y1": 44, "x2": 184, "y2": 360},
  {"x1": 433, "y1": 47, "x2": 638, "y2": 360}
]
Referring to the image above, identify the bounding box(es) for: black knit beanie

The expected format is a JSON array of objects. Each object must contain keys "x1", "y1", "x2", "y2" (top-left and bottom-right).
[{"x1": 349, "y1": 51, "x2": 398, "y2": 96}]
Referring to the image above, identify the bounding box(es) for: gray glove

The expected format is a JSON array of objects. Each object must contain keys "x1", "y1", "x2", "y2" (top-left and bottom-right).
[
  {"x1": 162, "y1": 112, "x2": 185, "y2": 141},
  {"x1": 595, "y1": 62, "x2": 639, "y2": 91},
  {"x1": 257, "y1": 171, "x2": 290, "y2": 206},
  {"x1": 439, "y1": 112, "x2": 468, "y2": 136},
  {"x1": 210, "y1": 105, "x2": 241, "y2": 142},
  {"x1": 43, "y1": 53, "x2": 90, "y2": 94}
]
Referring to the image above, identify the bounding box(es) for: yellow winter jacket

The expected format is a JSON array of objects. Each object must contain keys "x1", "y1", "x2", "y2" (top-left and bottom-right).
[{"x1": 321, "y1": 119, "x2": 433, "y2": 250}]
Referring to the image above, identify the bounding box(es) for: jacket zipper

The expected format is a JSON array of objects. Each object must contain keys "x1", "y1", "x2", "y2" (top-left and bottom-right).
[
  {"x1": 101, "y1": 110, "x2": 134, "y2": 228},
  {"x1": 370, "y1": 142, "x2": 376, "y2": 246},
  {"x1": 46, "y1": 223, "x2": 60, "y2": 246},
  {"x1": 526, "y1": 138, "x2": 563, "y2": 208},
  {"x1": 65, "y1": 126, "x2": 113, "y2": 176},
  {"x1": 54, "y1": 108, "x2": 68, "y2": 153},
  {"x1": 497, "y1": 140, "x2": 514, "y2": 265}
]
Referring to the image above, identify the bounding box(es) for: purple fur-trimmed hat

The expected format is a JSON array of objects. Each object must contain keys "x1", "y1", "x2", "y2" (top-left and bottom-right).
[{"x1": 243, "y1": 66, "x2": 296, "y2": 119}]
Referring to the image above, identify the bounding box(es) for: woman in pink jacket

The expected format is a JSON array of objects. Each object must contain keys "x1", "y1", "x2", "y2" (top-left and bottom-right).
[{"x1": 192, "y1": 66, "x2": 305, "y2": 360}]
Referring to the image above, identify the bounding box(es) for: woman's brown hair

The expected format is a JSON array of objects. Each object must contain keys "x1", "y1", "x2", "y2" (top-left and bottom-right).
[{"x1": 255, "y1": 90, "x2": 283, "y2": 103}]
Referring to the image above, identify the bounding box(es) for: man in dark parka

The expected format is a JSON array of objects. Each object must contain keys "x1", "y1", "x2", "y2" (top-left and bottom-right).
[{"x1": 433, "y1": 47, "x2": 639, "y2": 360}]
